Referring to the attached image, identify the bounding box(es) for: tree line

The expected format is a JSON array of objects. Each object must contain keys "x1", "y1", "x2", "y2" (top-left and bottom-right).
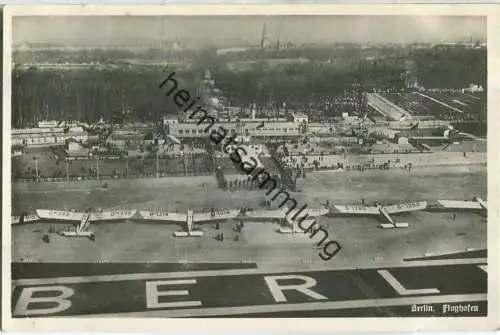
[{"x1": 12, "y1": 67, "x2": 198, "y2": 128}]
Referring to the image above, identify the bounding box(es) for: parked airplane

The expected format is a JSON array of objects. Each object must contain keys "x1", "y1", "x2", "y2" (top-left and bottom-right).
[
  {"x1": 243, "y1": 206, "x2": 329, "y2": 234},
  {"x1": 35, "y1": 209, "x2": 136, "y2": 238},
  {"x1": 137, "y1": 208, "x2": 240, "y2": 237},
  {"x1": 436, "y1": 197, "x2": 487, "y2": 213},
  {"x1": 11, "y1": 214, "x2": 39, "y2": 225},
  {"x1": 332, "y1": 201, "x2": 428, "y2": 229}
]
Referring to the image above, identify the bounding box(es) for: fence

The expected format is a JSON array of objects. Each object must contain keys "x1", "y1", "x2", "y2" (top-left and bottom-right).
[
  {"x1": 13, "y1": 153, "x2": 215, "y2": 183},
  {"x1": 12, "y1": 170, "x2": 214, "y2": 184}
]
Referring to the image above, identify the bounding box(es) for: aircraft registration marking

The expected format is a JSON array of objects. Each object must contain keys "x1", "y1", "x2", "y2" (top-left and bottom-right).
[
  {"x1": 148, "y1": 211, "x2": 170, "y2": 217},
  {"x1": 395, "y1": 202, "x2": 422, "y2": 210},
  {"x1": 48, "y1": 210, "x2": 73, "y2": 217},
  {"x1": 206, "y1": 209, "x2": 231, "y2": 216},
  {"x1": 344, "y1": 205, "x2": 368, "y2": 212},
  {"x1": 110, "y1": 210, "x2": 134, "y2": 217}
]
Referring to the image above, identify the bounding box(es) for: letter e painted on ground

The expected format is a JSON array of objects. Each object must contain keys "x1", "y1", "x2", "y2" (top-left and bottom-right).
[
  {"x1": 13, "y1": 286, "x2": 75, "y2": 316},
  {"x1": 264, "y1": 275, "x2": 328, "y2": 303},
  {"x1": 146, "y1": 279, "x2": 202, "y2": 309}
]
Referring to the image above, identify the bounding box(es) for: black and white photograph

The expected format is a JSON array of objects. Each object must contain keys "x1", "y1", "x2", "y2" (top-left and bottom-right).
[{"x1": 3, "y1": 4, "x2": 498, "y2": 331}]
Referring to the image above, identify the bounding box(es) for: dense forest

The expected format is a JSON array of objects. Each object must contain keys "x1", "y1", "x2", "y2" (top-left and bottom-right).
[
  {"x1": 412, "y1": 47, "x2": 487, "y2": 89},
  {"x1": 215, "y1": 46, "x2": 486, "y2": 107},
  {"x1": 11, "y1": 46, "x2": 487, "y2": 127},
  {"x1": 12, "y1": 67, "x2": 198, "y2": 127},
  {"x1": 214, "y1": 61, "x2": 406, "y2": 107}
]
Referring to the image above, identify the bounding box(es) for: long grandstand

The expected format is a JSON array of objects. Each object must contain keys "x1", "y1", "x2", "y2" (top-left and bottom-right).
[{"x1": 376, "y1": 91, "x2": 486, "y2": 122}]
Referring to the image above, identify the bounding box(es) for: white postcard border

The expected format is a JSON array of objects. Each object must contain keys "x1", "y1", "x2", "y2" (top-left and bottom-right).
[{"x1": 2, "y1": 4, "x2": 499, "y2": 332}]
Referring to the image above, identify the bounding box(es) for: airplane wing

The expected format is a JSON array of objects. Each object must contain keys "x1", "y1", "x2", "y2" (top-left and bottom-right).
[
  {"x1": 385, "y1": 201, "x2": 428, "y2": 214},
  {"x1": 36, "y1": 209, "x2": 87, "y2": 221},
  {"x1": 333, "y1": 205, "x2": 380, "y2": 215},
  {"x1": 245, "y1": 207, "x2": 329, "y2": 220},
  {"x1": 193, "y1": 209, "x2": 240, "y2": 222},
  {"x1": 299, "y1": 208, "x2": 330, "y2": 217},
  {"x1": 90, "y1": 209, "x2": 137, "y2": 222},
  {"x1": 436, "y1": 200, "x2": 483, "y2": 210},
  {"x1": 244, "y1": 208, "x2": 287, "y2": 219},
  {"x1": 137, "y1": 210, "x2": 187, "y2": 222},
  {"x1": 11, "y1": 215, "x2": 39, "y2": 225}
]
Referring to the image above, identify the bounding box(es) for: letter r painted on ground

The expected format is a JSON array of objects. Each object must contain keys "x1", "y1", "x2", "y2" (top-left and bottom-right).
[{"x1": 264, "y1": 275, "x2": 328, "y2": 302}]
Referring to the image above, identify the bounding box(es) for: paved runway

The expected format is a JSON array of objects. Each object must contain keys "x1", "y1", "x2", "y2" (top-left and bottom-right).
[{"x1": 11, "y1": 254, "x2": 487, "y2": 318}]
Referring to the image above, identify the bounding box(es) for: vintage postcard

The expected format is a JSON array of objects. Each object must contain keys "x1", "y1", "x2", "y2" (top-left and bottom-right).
[{"x1": 2, "y1": 4, "x2": 499, "y2": 332}]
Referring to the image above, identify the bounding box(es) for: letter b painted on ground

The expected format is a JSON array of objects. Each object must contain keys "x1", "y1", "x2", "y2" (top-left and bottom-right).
[{"x1": 13, "y1": 286, "x2": 75, "y2": 316}]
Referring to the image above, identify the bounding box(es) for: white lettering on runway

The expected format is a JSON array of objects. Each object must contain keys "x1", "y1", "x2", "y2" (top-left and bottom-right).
[
  {"x1": 145, "y1": 279, "x2": 202, "y2": 309},
  {"x1": 378, "y1": 270, "x2": 440, "y2": 295},
  {"x1": 264, "y1": 275, "x2": 328, "y2": 302},
  {"x1": 13, "y1": 286, "x2": 74, "y2": 316}
]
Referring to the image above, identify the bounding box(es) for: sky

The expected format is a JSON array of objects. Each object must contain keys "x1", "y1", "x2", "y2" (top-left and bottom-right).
[{"x1": 13, "y1": 15, "x2": 486, "y2": 47}]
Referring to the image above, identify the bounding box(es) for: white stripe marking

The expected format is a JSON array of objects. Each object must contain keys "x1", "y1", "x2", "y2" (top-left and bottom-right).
[
  {"x1": 79, "y1": 293, "x2": 486, "y2": 318},
  {"x1": 12, "y1": 258, "x2": 487, "y2": 287},
  {"x1": 378, "y1": 270, "x2": 440, "y2": 295},
  {"x1": 417, "y1": 92, "x2": 464, "y2": 114}
]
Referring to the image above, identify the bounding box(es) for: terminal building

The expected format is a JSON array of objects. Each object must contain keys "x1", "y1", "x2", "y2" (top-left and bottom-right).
[
  {"x1": 164, "y1": 109, "x2": 308, "y2": 140},
  {"x1": 166, "y1": 120, "x2": 302, "y2": 140},
  {"x1": 11, "y1": 127, "x2": 89, "y2": 147}
]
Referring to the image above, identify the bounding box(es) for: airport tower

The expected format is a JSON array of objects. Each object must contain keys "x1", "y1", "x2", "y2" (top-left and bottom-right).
[{"x1": 260, "y1": 23, "x2": 268, "y2": 49}]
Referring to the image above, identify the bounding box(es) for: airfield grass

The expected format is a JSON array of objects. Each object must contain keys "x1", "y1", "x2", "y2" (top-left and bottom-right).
[{"x1": 11, "y1": 163, "x2": 487, "y2": 270}]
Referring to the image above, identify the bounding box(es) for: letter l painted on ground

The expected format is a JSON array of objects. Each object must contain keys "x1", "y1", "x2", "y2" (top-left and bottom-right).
[{"x1": 377, "y1": 270, "x2": 440, "y2": 295}]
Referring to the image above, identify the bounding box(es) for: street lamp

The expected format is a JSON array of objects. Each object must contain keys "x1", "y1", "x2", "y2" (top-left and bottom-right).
[
  {"x1": 32, "y1": 156, "x2": 39, "y2": 182},
  {"x1": 156, "y1": 152, "x2": 159, "y2": 179},
  {"x1": 65, "y1": 157, "x2": 69, "y2": 182},
  {"x1": 96, "y1": 156, "x2": 100, "y2": 181},
  {"x1": 126, "y1": 157, "x2": 129, "y2": 179}
]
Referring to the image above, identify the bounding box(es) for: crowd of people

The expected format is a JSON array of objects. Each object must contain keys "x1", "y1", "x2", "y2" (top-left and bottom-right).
[{"x1": 277, "y1": 152, "x2": 413, "y2": 173}]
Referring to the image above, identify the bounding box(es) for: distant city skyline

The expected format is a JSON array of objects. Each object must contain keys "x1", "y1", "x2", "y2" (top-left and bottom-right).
[{"x1": 13, "y1": 15, "x2": 486, "y2": 48}]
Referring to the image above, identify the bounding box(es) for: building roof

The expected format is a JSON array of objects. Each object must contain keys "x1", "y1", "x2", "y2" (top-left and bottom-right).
[
  {"x1": 293, "y1": 112, "x2": 308, "y2": 118},
  {"x1": 247, "y1": 138, "x2": 266, "y2": 145}
]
